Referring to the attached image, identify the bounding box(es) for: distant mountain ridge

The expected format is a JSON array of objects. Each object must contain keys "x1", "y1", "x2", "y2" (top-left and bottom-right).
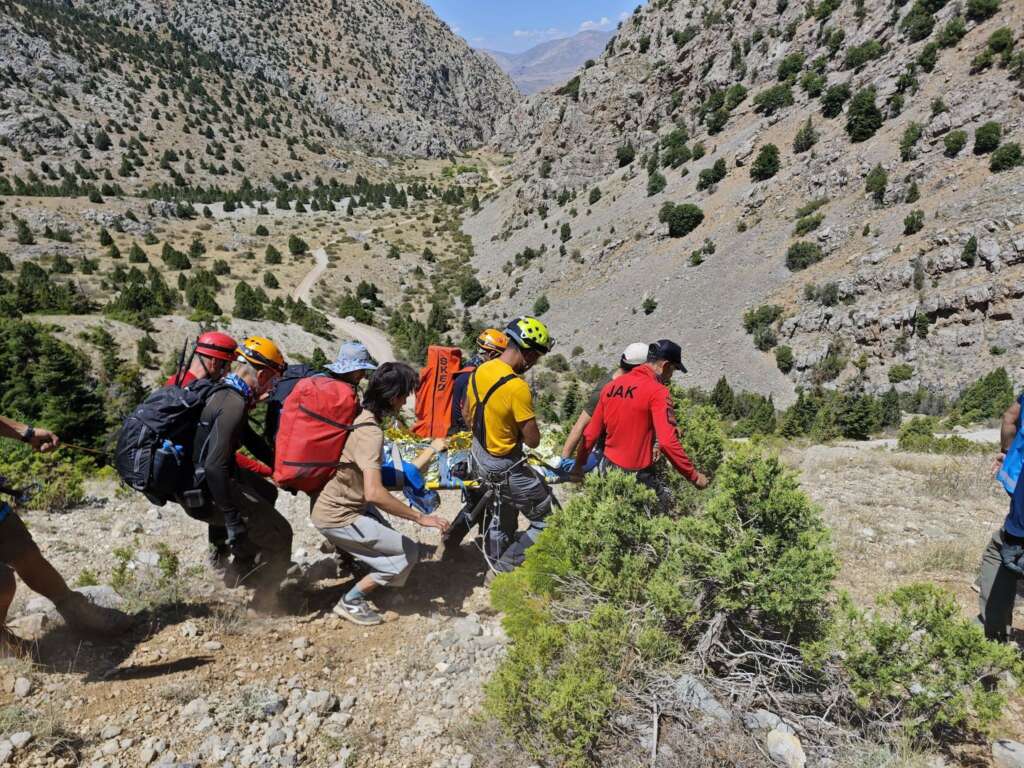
[{"x1": 483, "y1": 30, "x2": 612, "y2": 95}]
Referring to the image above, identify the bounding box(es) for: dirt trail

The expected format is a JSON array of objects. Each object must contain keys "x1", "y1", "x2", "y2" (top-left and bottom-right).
[{"x1": 294, "y1": 248, "x2": 396, "y2": 364}]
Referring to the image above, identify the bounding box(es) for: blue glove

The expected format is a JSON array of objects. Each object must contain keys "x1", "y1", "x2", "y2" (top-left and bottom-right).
[{"x1": 558, "y1": 458, "x2": 576, "y2": 476}]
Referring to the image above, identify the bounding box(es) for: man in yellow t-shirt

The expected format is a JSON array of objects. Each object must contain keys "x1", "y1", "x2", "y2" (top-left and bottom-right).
[{"x1": 463, "y1": 316, "x2": 554, "y2": 574}]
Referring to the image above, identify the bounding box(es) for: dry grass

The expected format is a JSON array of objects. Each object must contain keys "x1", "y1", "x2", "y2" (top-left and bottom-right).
[
  {"x1": 208, "y1": 601, "x2": 249, "y2": 637},
  {"x1": 897, "y1": 540, "x2": 976, "y2": 576},
  {"x1": 0, "y1": 699, "x2": 82, "y2": 759}
]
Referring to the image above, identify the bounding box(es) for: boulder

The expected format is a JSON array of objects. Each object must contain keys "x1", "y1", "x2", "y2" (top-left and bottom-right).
[
  {"x1": 672, "y1": 674, "x2": 732, "y2": 723},
  {"x1": 994, "y1": 740, "x2": 1024, "y2": 768},
  {"x1": 767, "y1": 729, "x2": 806, "y2": 768}
]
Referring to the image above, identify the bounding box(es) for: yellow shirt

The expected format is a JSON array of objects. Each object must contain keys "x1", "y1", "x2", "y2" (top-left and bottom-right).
[{"x1": 465, "y1": 359, "x2": 535, "y2": 456}]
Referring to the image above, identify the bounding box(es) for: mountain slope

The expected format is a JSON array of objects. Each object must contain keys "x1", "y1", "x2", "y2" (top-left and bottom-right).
[
  {"x1": 0, "y1": 0, "x2": 518, "y2": 162},
  {"x1": 467, "y1": 0, "x2": 1024, "y2": 402},
  {"x1": 483, "y1": 30, "x2": 613, "y2": 94}
]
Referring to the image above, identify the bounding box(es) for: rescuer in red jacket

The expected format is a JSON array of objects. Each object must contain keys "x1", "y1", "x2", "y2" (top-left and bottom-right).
[{"x1": 574, "y1": 340, "x2": 709, "y2": 494}]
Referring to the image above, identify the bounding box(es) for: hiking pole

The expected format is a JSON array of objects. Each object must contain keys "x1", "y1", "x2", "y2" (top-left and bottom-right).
[{"x1": 58, "y1": 442, "x2": 109, "y2": 458}]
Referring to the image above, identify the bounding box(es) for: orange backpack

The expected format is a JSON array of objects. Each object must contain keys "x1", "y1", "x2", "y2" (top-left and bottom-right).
[{"x1": 412, "y1": 346, "x2": 464, "y2": 439}]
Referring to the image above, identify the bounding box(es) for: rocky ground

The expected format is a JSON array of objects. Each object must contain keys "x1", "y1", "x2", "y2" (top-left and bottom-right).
[
  {"x1": 0, "y1": 488, "x2": 505, "y2": 768},
  {"x1": 1, "y1": 436, "x2": 1023, "y2": 767}
]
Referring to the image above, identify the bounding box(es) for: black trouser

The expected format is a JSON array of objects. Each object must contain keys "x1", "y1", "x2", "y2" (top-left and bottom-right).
[
  {"x1": 444, "y1": 486, "x2": 488, "y2": 549},
  {"x1": 206, "y1": 470, "x2": 279, "y2": 552}
]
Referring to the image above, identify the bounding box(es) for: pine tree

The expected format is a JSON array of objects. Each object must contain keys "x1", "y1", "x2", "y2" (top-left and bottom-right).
[
  {"x1": 561, "y1": 381, "x2": 581, "y2": 423},
  {"x1": 711, "y1": 376, "x2": 735, "y2": 418}
]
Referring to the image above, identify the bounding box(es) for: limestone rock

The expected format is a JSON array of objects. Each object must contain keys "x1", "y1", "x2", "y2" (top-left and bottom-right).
[{"x1": 766, "y1": 729, "x2": 806, "y2": 768}]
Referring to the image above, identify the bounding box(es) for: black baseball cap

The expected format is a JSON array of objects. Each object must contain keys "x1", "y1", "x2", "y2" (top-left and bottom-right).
[{"x1": 647, "y1": 340, "x2": 688, "y2": 373}]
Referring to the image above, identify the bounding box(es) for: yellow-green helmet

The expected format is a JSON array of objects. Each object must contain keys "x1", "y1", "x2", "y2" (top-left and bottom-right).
[{"x1": 505, "y1": 316, "x2": 553, "y2": 354}]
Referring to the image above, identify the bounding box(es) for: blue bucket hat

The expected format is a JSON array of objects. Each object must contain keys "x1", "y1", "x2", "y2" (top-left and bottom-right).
[{"x1": 326, "y1": 341, "x2": 378, "y2": 375}]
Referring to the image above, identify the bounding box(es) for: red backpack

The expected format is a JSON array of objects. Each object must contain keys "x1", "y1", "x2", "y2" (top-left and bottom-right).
[
  {"x1": 273, "y1": 377, "x2": 362, "y2": 494},
  {"x1": 412, "y1": 346, "x2": 463, "y2": 439}
]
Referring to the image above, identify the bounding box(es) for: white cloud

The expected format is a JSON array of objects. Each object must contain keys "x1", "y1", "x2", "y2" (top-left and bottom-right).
[
  {"x1": 513, "y1": 27, "x2": 562, "y2": 39},
  {"x1": 579, "y1": 16, "x2": 612, "y2": 31}
]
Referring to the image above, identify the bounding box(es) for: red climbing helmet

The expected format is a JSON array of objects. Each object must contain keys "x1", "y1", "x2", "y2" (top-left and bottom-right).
[{"x1": 195, "y1": 331, "x2": 238, "y2": 362}]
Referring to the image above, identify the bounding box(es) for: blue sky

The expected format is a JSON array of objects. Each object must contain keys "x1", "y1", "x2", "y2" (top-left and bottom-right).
[{"x1": 424, "y1": 1, "x2": 635, "y2": 53}]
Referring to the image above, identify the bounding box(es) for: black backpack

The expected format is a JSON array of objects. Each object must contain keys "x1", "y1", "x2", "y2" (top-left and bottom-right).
[
  {"x1": 114, "y1": 379, "x2": 217, "y2": 506},
  {"x1": 264, "y1": 364, "x2": 320, "y2": 447}
]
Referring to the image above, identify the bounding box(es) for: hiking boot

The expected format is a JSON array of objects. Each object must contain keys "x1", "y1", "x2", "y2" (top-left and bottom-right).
[
  {"x1": 0, "y1": 627, "x2": 30, "y2": 658},
  {"x1": 332, "y1": 596, "x2": 382, "y2": 626},
  {"x1": 207, "y1": 545, "x2": 230, "y2": 575},
  {"x1": 55, "y1": 592, "x2": 134, "y2": 636}
]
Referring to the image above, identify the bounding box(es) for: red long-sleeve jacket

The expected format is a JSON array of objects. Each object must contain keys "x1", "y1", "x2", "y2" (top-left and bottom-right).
[
  {"x1": 165, "y1": 372, "x2": 273, "y2": 477},
  {"x1": 576, "y1": 365, "x2": 699, "y2": 483}
]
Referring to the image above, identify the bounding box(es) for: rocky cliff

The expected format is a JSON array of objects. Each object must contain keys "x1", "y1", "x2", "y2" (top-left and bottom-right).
[
  {"x1": 0, "y1": 0, "x2": 518, "y2": 162},
  {"x1": 467, "y1": 0, "x2": 1024, "y2": 401}
]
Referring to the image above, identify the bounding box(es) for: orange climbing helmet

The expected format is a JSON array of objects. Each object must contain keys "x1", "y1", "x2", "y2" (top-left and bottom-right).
[{"x1": 238, "y1": 336, "x2": 286, "y2": 372}]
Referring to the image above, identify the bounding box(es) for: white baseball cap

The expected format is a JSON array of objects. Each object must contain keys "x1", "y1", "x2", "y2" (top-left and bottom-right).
[{"x1": 621, "y1": 342, "x2": 650, "y2": 367}]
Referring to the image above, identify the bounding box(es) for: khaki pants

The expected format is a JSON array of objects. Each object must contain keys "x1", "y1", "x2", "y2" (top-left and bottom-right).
[{"x1": 978, "y1": 529, "x2": 1020, "y2": 641}]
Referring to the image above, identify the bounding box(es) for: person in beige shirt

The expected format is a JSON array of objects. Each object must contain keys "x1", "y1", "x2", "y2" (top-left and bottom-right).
[{"x1": 312, "y1": 363, "x2": 449, "y2": 626}]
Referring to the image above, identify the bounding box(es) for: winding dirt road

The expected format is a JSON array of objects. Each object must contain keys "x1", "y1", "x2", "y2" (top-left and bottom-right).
[{"x1": 294, "y1": 247, "x2": 396, "y2": 364}]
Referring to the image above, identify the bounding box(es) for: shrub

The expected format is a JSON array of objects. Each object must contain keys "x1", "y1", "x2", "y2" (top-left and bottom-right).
[
  {"x1": 966, "y1": 0, "x2": 1000, "y2": 22},
  {"x1": 487, "y1": 447, "x2": 836, "y2": 762},
  {"x1": 900, "y1": 2, "x2": 935, "y2": 42},
  {"x1": 659, "y1": 203, "x2": 704, "y2": 238},
  {"x1": 560, "y1": 222, "x2": 572, "y2": 242},
  {"x1": 753, "y1": 84, "x2": 794, "y2": 115},
  {"x1": 918, "y1": 42, "x2": 940, "y2": 72},
  {"x1": 946, "y1": 367, "x2": 1014, "y2": 426},
  {"x1": 944, "y1": 130, "x2": 967, "y2": 157},
  {"x1": 903, "y1": 209, "x2": 925, "y2": 236},
  {"x1": 793, "y1": 117, "x2": 819, "y2": 153},
  {"x1": 646, "y1": 170, "x2": 667, "y2": 196},
  {"x1": 905, "y1": 181, "x2": 920, "y2": 204},
  {"x1": 777, "y1": 51, "x2": 806, "y2": 81},
  {"x1": 641, "y1": 296, "x2": 657, "y2": 315},
  {"x1": 786, "y1": 241, "x2": 825, "y2": 271},
  {"x1": 753, "y1": 325, "x2": 778, "y2": 351},
  {"x1": 794, "y1": 212, "x2": 825, "y2": 236},
  {"x1": 287, "y1": 235, "x2": 309, "y2": 255},
  {"x1": 889, "y1": 363, "x2": 915, "y2": 383},
  {"x1": 865, "y1": 164, "x2": 888, "y2": 203},
  {"x1": 616, "y1": 143, "x2": 636, "y2": 167},
  {"x1": 556, "y1": 75, "x2": 581, "y2": 101},
  {"x1": 750, "y1": 144, "x2": 781, "y2": 181},
  {"x1": 816, "y1": 585, "x2": 1021, "y2": 739},
  {"x1": 962, "y1": 235, "x2": 979, "y2": 265},
  {"x1": 846, "y1": 88, "x2": 883, "y2": 142},
  {"x1": 821, "y1": 83, "x2": 851, "y2": 118},
  {"x1": 899, "y1": 122, "x2": 923, "y2": 161},
  {"x1": 743, "y1": 304, "x2": 783, "y2": 334},
  {"x1": 588, "y1": 187, "x2": 602, "y2": 205},
  {"x1": 844, "y1": 40, "x2": 884, "y2": 70},
  {"x1": 696, "y1": 158, "x2": 727, "y2": 190},
  {"x1": 974, "y1": 122, "x2": 1001, "y2": 155},
  {"x1": 263, "y1": 271, "x2": 279, "y2": 289},
  {"x1": 532, "y1": 294, "x2": 550, "y2": 316},
  {"x1": 254, "y1": 224, "x2": 269, "y2": 236},
  {"x1": 775, "y1": 345, "x2": 795, "y2": 373},
  {"x1": 459, "y1": 275, "x2": 487, "y2": 307},
  {"x1": 990, "y1": 142, "x2": 1022, "y2": 172},
  {"x1": 938, "y1": 15, "x2": 967, "y2": 47}
]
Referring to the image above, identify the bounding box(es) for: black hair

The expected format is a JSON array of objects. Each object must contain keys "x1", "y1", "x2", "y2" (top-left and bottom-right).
[{"x1": 363, "y1": 362, "x2": 418, "y2": 420}]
